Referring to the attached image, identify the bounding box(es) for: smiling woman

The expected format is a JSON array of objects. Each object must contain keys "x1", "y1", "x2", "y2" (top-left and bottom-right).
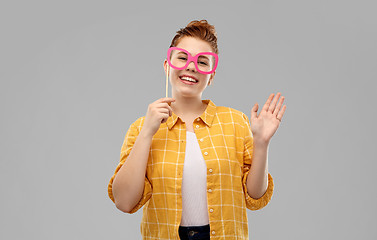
[
  {"x1": 164, "y1": 35, "x2": 217, "y2": 107},
  {"x1": 108, "y1": 19, "x2": 284, "y2": 240}
]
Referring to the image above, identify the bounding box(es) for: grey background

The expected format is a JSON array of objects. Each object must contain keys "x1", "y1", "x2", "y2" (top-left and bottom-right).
[{"x1": 1, "y1": 0, "x2": 376, "y2": 239}]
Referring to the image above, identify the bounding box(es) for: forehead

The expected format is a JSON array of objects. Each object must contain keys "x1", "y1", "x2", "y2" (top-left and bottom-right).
[{"x1": 175, "y1": 37, "x2": 214, "y2": 55}]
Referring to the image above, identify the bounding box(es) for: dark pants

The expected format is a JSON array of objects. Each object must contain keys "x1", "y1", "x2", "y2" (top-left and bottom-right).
[{"x1": 178, "y1": 224, "x2": 210, "y2": 240}]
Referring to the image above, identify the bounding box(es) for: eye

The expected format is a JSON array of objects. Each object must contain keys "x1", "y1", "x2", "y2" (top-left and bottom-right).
[
  {"x1": 198, "y1": 61, "x2": 209, "y2": 66},
  {"x1": 198, "y1": 56, "x2": 210, "y2": 66},
  {"x1": 178, "y1": 57, "x2": 187, "y2": 61}
]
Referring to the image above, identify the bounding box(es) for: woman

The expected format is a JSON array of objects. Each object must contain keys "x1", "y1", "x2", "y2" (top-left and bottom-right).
[{"x1": 108, "y1": 20, "x2": 286, "y2": 240}]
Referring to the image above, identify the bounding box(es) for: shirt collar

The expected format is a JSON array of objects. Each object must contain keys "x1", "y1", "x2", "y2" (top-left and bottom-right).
[{"x1": 166, "y1": 99, "x2": 217, "y2": 130}]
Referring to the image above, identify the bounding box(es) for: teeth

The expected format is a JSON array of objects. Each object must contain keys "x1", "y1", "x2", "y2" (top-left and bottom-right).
[{"x1": 181, "y1": 76, "x2": 197, "y2": 82}]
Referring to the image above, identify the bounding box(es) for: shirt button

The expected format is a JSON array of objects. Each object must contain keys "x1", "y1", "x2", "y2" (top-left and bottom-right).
[
  {"x1": 212, "y1": 231, "x2": 216, "y2": 235},
  {"x1": 204, "y1": 152, "x2": 208, "y2": 156},
  {"x1": 209, "y1": 168, "x2": 213, "y2": 173},
  {"x1": 196, "y1": 125, "x2": 200, "y2": 128},
  {"x1": 208, "y1": 188, "x2": 212, "y2": 193},
  {"x1": 196, "y1": 118, "x2": 200, "y2": 121},
  {"x1": 210, "y1": 208, "x2": 213, "y2": 212},
  {"x1": 200, "y1": 138, "x2": 203, "y2": 142}
]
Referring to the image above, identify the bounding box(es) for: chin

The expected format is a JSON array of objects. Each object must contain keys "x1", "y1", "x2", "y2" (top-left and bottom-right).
[{"x1": 175, "y1": 89, "x2": 202, "y2": 98}]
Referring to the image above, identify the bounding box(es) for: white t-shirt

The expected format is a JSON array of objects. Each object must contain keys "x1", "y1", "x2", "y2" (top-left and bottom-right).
[{"x1": 180, "y1": 131, "x2": 210, "y2": 226}]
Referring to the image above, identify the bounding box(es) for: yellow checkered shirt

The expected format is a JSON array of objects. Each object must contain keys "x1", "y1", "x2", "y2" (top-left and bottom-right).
[{"x1": 108, "y1": 99, "x2": 274, "y2": 239}]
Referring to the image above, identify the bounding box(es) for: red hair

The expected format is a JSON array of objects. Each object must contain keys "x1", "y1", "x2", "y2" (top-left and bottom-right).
[{"x1": 169, "y1": 20, "x2": 218, "y2": 54}]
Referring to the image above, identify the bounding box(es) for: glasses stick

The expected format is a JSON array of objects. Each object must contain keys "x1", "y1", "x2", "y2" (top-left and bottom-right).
[{"x1": 166, "y1": 64, "x2": 169, "y2": 98}]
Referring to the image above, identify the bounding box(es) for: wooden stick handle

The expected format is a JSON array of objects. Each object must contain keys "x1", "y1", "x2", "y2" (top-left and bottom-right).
[{"x1": 165, "y1": 65, "x2": 169, "y2": 98}]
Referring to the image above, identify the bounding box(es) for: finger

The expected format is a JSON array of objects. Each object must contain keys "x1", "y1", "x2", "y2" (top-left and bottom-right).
[
  {"x1": 273, "y1": 95, "x2": 285, "y2": 117},
  {"x1": 251, "y1": 103, "x2": 258, "y2": 120},
  {"x1": 161, "y1": 102, "x2": 173, "y2": 113},
  {"x1": 268, "y1": 92, "x2": 281, "y2": 113},
  {"x1": 158, "y1": 108, "x2": 170, "y2": 116},
  {"x1": 160, "y1": 112, "x2": 170, "y2": 123},
  {"x1": 261, "y1": 93, "x2": 274, "y2": 112},
  {"x1": 156, "y1": 102, "x2": 173, "y2": 116},
  {"x1": 167, "y1": 104, "x2": 173, "y2": 116},
  {"x1": 159, "y1": 98, "x2": 176, "y2": 104},
  {"x1": 277, "y1": 105, "x2": 286, "y2": 121}
]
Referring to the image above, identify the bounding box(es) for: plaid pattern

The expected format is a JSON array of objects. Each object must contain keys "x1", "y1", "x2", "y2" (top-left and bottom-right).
[{"x1": 108, "y1": 99, "x2": 274, "y2": 239}]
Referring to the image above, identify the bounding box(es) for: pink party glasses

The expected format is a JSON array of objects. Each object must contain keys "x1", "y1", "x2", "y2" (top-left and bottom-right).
[{"x1": 167, "y1": 47, "x2": 218, "y2": 74}]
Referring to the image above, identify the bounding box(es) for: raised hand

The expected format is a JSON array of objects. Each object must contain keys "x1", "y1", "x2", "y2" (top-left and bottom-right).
[{"x1": 250, "y1": 92, "x2": 286, "y2": 144}]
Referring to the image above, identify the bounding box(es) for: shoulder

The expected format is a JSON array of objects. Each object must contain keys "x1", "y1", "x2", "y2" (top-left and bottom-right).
[
  {"x1": 215, "y1": 105, "x2": 249, "y2": 125},
  {"x1": 128, "y1": 116, "x2": 146, "y2": 132}
]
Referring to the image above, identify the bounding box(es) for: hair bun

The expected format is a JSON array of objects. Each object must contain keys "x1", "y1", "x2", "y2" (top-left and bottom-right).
[
  {"x1": 186, "y1": 20, "x2": 217, "y2": 38},
  {"x1": 169, "y1": 19, "x2": 218, "y2": 54}
]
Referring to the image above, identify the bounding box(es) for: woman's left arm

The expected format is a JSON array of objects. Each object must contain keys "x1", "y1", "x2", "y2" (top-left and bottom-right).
[{"x1": 246, "y1": 92, "x2": 286, "y2": 199}]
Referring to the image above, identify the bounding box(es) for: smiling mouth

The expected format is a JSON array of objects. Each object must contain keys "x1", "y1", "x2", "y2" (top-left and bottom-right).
[{"x1": 179, "y1": 76, "x2": 198, "y2": 83}]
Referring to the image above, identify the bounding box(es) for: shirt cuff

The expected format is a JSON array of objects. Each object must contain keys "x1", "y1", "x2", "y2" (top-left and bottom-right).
[{"x1": 242, "y1": 171, "x2": 274, "y2": 210}]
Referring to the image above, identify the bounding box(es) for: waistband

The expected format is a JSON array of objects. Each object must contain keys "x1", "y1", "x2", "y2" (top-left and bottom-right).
[{"x1": 179, "y1": 224, "x2": 210, "y2": 231}]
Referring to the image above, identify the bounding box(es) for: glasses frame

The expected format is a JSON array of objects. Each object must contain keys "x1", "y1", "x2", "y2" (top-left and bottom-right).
[{"x1": 167, "y1": 47, "x2": 218, "y2": 74}]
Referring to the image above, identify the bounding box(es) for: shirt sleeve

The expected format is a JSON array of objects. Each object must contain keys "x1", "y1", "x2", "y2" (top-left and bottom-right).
[
  {"x1": 241, "y1": 113, "x2": 274, "y2": 211},
  {"x1": 107, "y1": 117, "x2": 153, "y2": 214}
]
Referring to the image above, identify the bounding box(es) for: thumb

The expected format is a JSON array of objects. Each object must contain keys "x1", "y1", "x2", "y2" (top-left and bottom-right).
[{"x1": 251, "y1": 103, "x2": 258, "y2": 120}]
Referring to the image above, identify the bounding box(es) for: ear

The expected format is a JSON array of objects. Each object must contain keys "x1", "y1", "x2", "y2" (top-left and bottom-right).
[
  {"x1": 208, "y1": 71, "x2": 216, "y2": 86},
  {"x1": 163, "y1": 59, "x2": 168, "y2": 74}
]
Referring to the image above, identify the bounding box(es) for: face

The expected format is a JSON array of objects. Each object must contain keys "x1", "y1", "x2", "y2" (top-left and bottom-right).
[{"x1": 164, "y1": 37, "x2": 216, "y2": 99}]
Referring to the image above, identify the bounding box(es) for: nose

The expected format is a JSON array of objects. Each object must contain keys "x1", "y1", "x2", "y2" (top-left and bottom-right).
[{"x1": 186, "y1": 60, "x2": 196, "y2": 72}]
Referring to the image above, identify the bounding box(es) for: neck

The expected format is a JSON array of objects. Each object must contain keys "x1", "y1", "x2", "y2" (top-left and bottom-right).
[{"x1": 170, "y1": 93, "x2": 206, "y2": 116}]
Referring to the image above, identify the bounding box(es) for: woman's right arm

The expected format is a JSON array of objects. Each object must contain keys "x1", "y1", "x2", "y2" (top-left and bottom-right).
[
  {"x1": 112, "y1": 128, "x2": 153, "y2": 213},
  {"x1": 111, "y1": 97, "x2": 175, "y2": 213}
]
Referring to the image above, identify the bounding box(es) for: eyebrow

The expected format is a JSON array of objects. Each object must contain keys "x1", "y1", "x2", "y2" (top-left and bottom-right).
[
  {"x1": 175, "y1": 50, "x2": 213, "y2": 60},
  {"x1": 198, "y1": 55, "x2": 210, "y2": 60}
]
